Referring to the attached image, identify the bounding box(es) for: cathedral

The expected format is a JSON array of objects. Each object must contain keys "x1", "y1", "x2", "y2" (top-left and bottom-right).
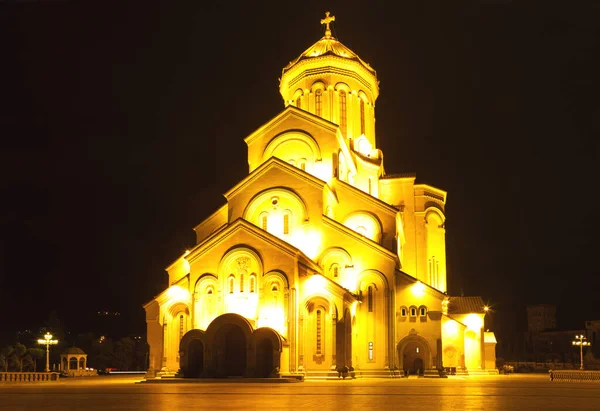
[{"x1": 144, "y1": 13, "x2": 496, "y2": 379}]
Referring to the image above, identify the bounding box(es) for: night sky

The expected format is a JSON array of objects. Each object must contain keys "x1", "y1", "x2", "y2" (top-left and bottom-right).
[{"x1": 1, "y1": 0, "x2": 599, "y2": 343}]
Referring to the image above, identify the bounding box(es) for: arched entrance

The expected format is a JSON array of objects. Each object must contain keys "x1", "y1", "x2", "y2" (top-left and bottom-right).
[
  {"x1": 256, "y1": 338, "x2": 274, "y2": 378},
  {"x1": 187, "y1": 340, "x2": 204, "y2": 377},
  {"x1": 252, "y1": 327, "x2": 283, "y2": 378},
  {"x1": 179, "y1": 329, "x2": 207, "y2": 378},
  {"x1": 413, "y1": 357, "x2": 424, "y2": 375},
  {"x1": 214, "y1": 324, "x2": 247, "y2": 377},
  {"x1": 397, "y1": 334, "x2": 431, "y2": 376}
]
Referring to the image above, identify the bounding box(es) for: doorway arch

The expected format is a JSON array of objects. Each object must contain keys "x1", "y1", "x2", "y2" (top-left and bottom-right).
[
  {"x1": 188, "y1": 340, "x2": 204, "y2": 377},
  {"x1": 252, "y1": 327, "x2": 283, "y2": 377},
  {"x1": 179, "y1": 329, "x2": 207, "y2": 378},
  {"x1": 214, "y1": 324, "x2": 247, "y2": 377},
  {"x1": 256, "y1": 339, "x2": 273, "y2": 377},
  {"x1": 206, "y1": 313, "x2": 254, "y2": 378},
  {"x1": 397, "y1": 334, "x2": 431, "y2": 375}
]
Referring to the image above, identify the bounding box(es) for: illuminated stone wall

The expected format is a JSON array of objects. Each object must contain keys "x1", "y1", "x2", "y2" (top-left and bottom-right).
[{"x1": 143, "y1": 13, "x2": 495, "y2": 378}]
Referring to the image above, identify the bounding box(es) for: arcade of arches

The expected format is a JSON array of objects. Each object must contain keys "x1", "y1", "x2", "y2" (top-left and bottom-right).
[{"x1": 143, "y1": 13, "x2": 496, "y2": 379}]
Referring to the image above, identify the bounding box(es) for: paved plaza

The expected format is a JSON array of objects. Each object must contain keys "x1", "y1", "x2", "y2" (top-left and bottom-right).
[{"x1": 1, "y1": 374, "x2": 599, "y2": 410}]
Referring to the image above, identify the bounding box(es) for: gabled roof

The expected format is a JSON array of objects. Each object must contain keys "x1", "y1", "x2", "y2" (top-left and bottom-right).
[
  {"x1": 224, "y1": 156, "x2": 326, "y2": 200},
  {"x1": 448, "y1": 296, "x2": 486, "y2": 314},
  {"x1": 323, "y1": 215, "x2": 398, "y2": 263},
  {"x1": 395, "y1": 269, "x2": 447, "y2": 299},
  {"x1": 244, "y1": 105, "x2": 338, "y2": 146},
  {"x1": 332, "y1": 178, "x2": 399, "y2": 216},
  {"x1": 185, "y1": 218, "x2": 321, "y2": 274}
]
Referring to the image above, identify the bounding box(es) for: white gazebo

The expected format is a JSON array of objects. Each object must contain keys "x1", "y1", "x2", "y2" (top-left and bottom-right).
[{"x1": 60, "y1": 347, "x2": 96, "y2": 377}]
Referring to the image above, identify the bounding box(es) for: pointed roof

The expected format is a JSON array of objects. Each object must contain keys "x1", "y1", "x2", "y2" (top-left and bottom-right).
[
  {"x1": 282, "y1": 12, "x2": 376, "y2": 76},
  {"x1": 283, "y1": 35, "x2": 376, "y2": 75}
]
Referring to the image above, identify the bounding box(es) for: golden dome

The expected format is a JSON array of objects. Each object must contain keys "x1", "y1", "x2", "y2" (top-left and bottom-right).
[
  {"x1": 282, "y1": 35, "x2": 376, "y2": 75},
  {"x1": 282, "y1": 12, "x2": 376, "y2": 75}
]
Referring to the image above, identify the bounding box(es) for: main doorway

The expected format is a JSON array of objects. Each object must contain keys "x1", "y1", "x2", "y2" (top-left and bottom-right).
[{"x1": 214, "y1": 324, "x2": 247, "y2": 377}]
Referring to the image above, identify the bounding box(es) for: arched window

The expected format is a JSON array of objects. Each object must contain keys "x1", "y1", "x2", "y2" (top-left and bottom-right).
[
  {"x1": 207, "y1": 286, "x2": 213, "y2": 295},
  {"x1": 401, "y1": 307, "x2": 407, "y2": 317},
  {"x1": 339, "y1": 91, "x2": 347, "y2": 136},
  {"x1": 250, "y1": 275, "x2": 256, "y2": 293},
  {"x1": 261, "y1": 214, "x2": 268, "y2": 231},
  {"x1": 179, "y1": 314, "x2": 184, "y2": 340},
  {"x1": 283, "y1": 213, "x2": 290, "y2": 234},
  {"x1": 368, "y1": 286, "x2": 374, "y2": 312},
  {"x1": 428, "y1": 256, "x2": 439, "y2": 288},
  {"x1": 360, "y1": 98, "x2": 365, "y2": 135},
  {"x1": 240, "y1": 273, "x2": 244, "y2": 292},
  {"x1": 420, "y1": 307, "x2": 427, "y2": 317},
  {"x1": 315, "y1": 89, "x2": 322, "y2": 116},
  {"x1": 228, "y1": 276, "x2": 234, "y2": 294},
  {"x1": 296, "y1": 96, "x2": 301, "y2": 109},
  {"x1": 410, "y1": 307, "x2": 417, "y2": 317},
  {"x1": 316, "y1": 309, "x2": 322, "y2": 354}
]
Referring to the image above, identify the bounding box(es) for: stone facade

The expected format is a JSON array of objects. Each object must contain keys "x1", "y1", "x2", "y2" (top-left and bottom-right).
[{"x1": 144, "y1": 13, "x2": 496, "y2": 379}]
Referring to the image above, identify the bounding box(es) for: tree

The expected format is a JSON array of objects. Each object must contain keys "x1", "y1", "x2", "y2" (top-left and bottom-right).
[
  {"x1": 0, "y1": 346, "x2": 14, "y2": 372},
  {"x1": 13, "y1": 343, "x2": 28, "y2": 372},
  {"x1": 27, "y1": 348, "x2": 45, "y2": 372},
  {"x1": 114, "y1": 337, "x2": 135, "y2": 371}
]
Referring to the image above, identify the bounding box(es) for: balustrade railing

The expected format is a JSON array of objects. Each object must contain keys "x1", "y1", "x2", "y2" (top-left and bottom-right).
[
  {"x1": 0, "y1": 372, "x2": 60, "y2": 382},
  {"x1": 549, "y1": 370, "x2": 600, "y2": 382}
]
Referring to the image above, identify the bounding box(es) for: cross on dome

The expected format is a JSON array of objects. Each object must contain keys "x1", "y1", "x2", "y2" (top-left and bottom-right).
[{"x1": 320, "y1": 11, "x2": 335, "y2": 38}]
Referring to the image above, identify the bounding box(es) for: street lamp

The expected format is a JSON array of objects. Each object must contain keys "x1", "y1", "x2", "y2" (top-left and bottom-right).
[
  {"x1": 37, "y1": 332, "x2": 58, "y2": 373},
  {"x1": 572, "y1": 334, "x2": 591, "y2": 370}
]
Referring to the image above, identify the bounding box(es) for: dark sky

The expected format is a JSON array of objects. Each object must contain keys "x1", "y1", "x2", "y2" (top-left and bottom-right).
[{"x1": 1, "y1": 0, "x2": 599, "y2": 342}]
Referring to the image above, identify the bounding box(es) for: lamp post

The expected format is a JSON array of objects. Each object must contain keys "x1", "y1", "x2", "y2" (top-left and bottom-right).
[
  {"x1": 37, "y1": 332, "x2": 58, "y2": 373},
  {"x1": 572, "y1": 334, "x2": 591, "y2": 370}
]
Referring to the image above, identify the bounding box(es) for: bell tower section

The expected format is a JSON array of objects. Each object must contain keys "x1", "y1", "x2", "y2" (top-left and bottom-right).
[{"x1": 279, "y1": 12, "x2": 380, "y2": 153}]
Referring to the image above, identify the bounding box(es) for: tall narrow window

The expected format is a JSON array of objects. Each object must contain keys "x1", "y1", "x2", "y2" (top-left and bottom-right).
[
  {"x1": 296, "y1": 96, "x2": 301, "y2": 109},
  {"x1": 316, "y1": 309, "x2": 322, "y2": 354},
  {"x1": 163, "y1": 322, "x2": 168, "y2": 364},
  {"x1": 368, "y1": 286, "x2": 374, "y2": 312},
  {"x1": 428, "y1": 258, "x2": 433, "y2": 285},
  {"x1": 261, "y1": 215, "x2": 268, "y2": 231},
  {"x1": 283, "y1": 213, "x2": 289, "y2": 234},
  {"x1": 250, "y1": 275, "x2": 256, "y2": 293},
  {"x1": 368, "y1": 341, "x2": 374, "y2": 360},
  {"x1": 339, "y1": 90, "x2": 347, "y2": 136},
  {"x1": 360, "y1": 98, "x2": 365, "y2": 135},
  {"x1": 368, "y1": 178, "x2": 372, "y2": 195},
  {"x1": 179, "y1": 315, "x2": 184, "y2": 341},
  {"x1": 315, "y1": 89, "x2": 322, "y2": 116},
  {"x1": 333, "y1": 264, "x2": 339, "y2": 278},
  {"x1": 240, "y1": 273, "x2": 244, "y2": 292},
  {"x1": 229, "y1": 276, "x2": 234, "y2": 294}
]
